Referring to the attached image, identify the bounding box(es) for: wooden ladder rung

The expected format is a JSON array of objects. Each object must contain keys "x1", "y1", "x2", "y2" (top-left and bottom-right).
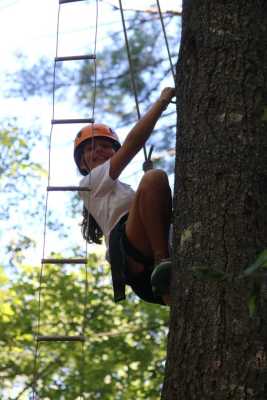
[
  {"x1": 59, "y1": 0, "x2": 85, "y2": 4},
  {"x1": 37, "y1": 335, "x2": 85, "y2": 342},
  {"x1": 52, "y1": 118, "x2": 94, "y2": 124},
  {"x1": 42, "y1": 258, "x2": 87, "y2": 264},
  {"x1": 55, "y1": 55, "x2": 96, "y2": 62},
  {"x1": 47, "y1": 186, "x2": 90, "y2": 192}
]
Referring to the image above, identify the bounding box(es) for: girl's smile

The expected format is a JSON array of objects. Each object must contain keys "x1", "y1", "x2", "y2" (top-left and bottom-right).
[{"x1": 80, "y1": 137, "x2": 116, "y2": 171}]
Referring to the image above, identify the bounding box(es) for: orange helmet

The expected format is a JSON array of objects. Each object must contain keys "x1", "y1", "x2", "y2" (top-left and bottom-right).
[{"x1": 74, "y1": 123, "x2": 121, "y2": 175}]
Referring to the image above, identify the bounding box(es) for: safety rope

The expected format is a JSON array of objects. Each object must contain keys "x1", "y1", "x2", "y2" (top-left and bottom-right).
[
  {"x1": 155, "y1": 0, "x2": 176, "y2": 83},
  {"x1": 32, "y1": 0, "x2": 99, "y2": 397},
  {"x1": 118, "y1": 0, "x2": 151, "y2": 169},
  {"x1": 118, "y1": 0, "x2": 176, "y2": 171}
]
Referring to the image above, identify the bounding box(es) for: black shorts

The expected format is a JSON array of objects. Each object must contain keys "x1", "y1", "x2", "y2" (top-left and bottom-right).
[{"x1": 109, "y1": 214, "x2": 165, "y2": 305}]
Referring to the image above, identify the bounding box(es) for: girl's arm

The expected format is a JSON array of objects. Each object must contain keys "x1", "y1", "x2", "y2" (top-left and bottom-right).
[{"x1": 110, "y1": 87, "x2": 175, "y2": 180}]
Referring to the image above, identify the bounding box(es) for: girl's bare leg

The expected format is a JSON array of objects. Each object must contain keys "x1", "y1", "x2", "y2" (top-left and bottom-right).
[{"x1": 125, "y1": 169, "x2": 172, "y2": 271}]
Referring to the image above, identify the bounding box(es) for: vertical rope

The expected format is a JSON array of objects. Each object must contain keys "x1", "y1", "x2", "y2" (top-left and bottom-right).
[
  {"x1": 80, "y1": 1, "x2": 99, "y2": 398},
  {"x1": 32, "y1": 0, "x2": 98, "y2": 396},
  {"x1": 118, "y1": 0, "x2": 148, "y2": 162},
  {"x1": 155, "y1": 0, "x2": 176, "y2": 83},
  {"x1": 31, "y1": 4, "x2": 61, "y2": 398},
  {"x1": 91, "y1": 0, "x2": 99, "y2": 123}
]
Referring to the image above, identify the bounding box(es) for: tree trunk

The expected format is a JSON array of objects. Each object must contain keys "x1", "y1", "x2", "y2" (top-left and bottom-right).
[{"x1": 162, "y1": 1, "x2": 267, "y2": 399}]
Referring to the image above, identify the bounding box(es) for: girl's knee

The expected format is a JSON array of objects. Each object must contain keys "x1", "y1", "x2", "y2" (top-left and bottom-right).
[{"x1": 139, "y1": 169, "x2": 169, "y2": 191}]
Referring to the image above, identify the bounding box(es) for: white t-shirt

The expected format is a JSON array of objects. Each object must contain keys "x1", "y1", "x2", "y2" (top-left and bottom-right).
[{"x1": 79, "y1": 160, "x2": 135, "y2": 252}]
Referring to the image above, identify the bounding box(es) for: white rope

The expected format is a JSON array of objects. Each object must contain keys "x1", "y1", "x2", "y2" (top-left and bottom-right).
[
  {"x1": 32, "y1": 4, "x2": 61, "y2": 396},
  {"x1": 80, "y1": 1, "x2": 99, "y2": 398},
  {"x1": 118, "y1": 0, "x2": 149, "y2": 164},
  {"x1": 155, "y1": 0, "x2": 176, "y2": 83},
  {"x1": 117, "y1": 0, "x2": 176, "y2": 169}
]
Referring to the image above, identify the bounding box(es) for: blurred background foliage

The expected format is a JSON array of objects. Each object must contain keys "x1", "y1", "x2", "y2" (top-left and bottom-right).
[{"x1": 0, "y1": 258, "x2": 168, "y2": 398}]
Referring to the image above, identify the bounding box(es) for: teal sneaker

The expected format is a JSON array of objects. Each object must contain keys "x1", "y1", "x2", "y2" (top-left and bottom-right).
[{"x1": 151, "y1": 259, "x2": 172, "y2": 296}]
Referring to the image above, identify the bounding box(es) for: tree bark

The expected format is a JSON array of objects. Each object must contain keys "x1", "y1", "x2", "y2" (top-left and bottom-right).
[{"x1": 162, "y1": 1, "x2": 267, "y2": 399}]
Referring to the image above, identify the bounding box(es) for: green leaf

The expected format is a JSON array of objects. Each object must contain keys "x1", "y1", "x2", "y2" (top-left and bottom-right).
[
  {"x1": 248, "y1": 293, "x2": 257, "y2": 317},
  {"x1": 242, "y1": 250, "x2": 267, "y2": 277},
  {"x1": 192, "y1": 266, "x2": 228, "y2": 281},
  {"x1": 248, "y1": 281, "x2": 261, "y2": 318}
]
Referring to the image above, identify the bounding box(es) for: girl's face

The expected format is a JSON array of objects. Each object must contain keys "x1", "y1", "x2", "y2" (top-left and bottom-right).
[{"x1": 80, "y1": 137, "x2": 116, "y2": 172}]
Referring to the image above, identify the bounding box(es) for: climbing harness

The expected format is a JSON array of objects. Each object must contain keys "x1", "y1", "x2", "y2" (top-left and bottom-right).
[{"x1": 32, "y1": 0, "x2": 98, "y2": 398}]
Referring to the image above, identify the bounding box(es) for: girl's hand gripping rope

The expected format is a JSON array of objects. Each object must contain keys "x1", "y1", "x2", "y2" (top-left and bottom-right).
[{"x1": 158, "y1": 87, "x2": 176, "y2": 109}]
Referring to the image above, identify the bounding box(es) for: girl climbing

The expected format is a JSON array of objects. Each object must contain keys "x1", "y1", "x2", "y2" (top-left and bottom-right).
[{"x1": 74, "y1": 87, "x2": 175, "y2": 305}]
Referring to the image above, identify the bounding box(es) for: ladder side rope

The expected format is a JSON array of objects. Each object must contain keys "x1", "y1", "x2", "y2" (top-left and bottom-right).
[
  {"x1": 155, "y1": 0, "x2": 176, "y2": 83},
  {"x1": 31, "y1": 3, "x2": 61, "y2": 397},
  {"x1": 118, "y1": 0, "x2": 148, "y2": 163},
  {"x1": 91, "y1": 0, "x2": 99, "y2": 124},
  {"x1": 80, "y1": 0, "x2": 99, "y2": 397},
  {"x1": 32, "y1": 4, "x2": 61, "y2": 398}
]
